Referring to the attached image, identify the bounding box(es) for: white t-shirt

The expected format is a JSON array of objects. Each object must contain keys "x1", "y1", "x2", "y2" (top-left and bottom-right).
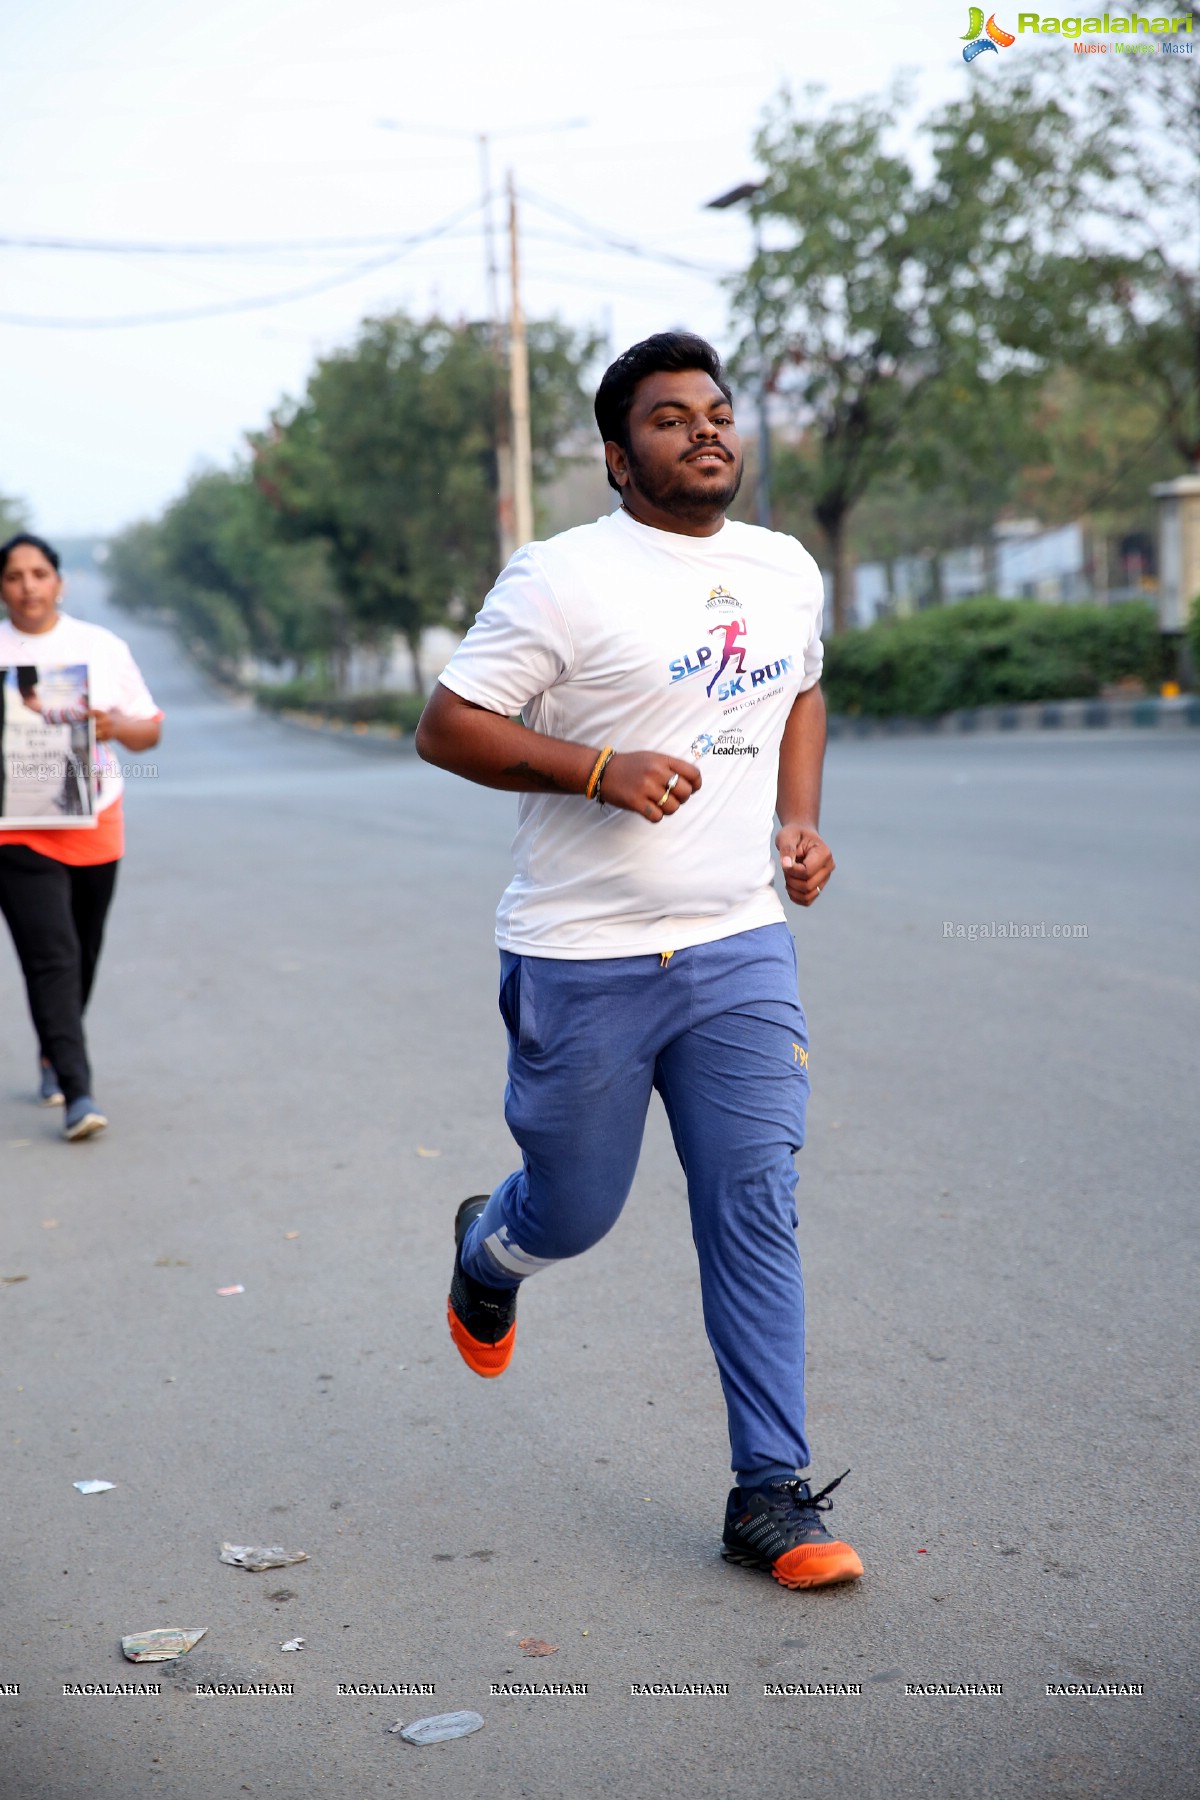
[
  {"x1": 0, "y1": 612, "x2": 161, "y2": 814},
  {"x1": 438, "y1": 508, "x2": 824, "y2": 958}
]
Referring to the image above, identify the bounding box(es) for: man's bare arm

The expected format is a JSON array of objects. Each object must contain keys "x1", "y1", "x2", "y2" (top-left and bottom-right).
[
  {"x1": 776, "y1": 682, "x2": 826, "y2": 829},
  {"x1": 414, "y1": 682, "x2": 702, "y2": 822},
  {"x1": 415, "y1": 683, "x2": 597, "y2": 794},
  {"x1": 774, "y1": 683, "x2": 834, "y2": 907}
]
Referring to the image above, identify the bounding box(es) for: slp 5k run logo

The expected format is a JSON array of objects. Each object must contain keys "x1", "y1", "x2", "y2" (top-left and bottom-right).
[
  {"x1": 667, "y1": 616, "x2": 794, "y2": 705},
  {"x1": 962, "y1": 6, "x2": 1016, "y2": 55}
]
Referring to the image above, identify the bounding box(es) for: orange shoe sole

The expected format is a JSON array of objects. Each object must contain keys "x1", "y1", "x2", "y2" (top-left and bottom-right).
[
  {"x1": 447, "y1": 1297, "x2": 516, "y2": 1378},
  {"x1": 772, "y1": 1541, "x2": 864, "y2": 1589}
]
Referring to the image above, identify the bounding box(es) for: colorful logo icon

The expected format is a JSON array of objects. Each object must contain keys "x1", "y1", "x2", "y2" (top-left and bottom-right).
[{"x1": 962, "y1": 8, "x2": 1016, "y2": 57}]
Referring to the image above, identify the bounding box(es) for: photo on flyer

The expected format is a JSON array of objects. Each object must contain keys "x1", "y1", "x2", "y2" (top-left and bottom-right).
[{"x1": 0, "y1": 662, "x2": 97, "y2": 827}]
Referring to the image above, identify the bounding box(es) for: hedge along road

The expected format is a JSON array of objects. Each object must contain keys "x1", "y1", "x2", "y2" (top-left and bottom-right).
[{"x1": 0, "y1": 570, "x2": 1196, "y2": 1800}]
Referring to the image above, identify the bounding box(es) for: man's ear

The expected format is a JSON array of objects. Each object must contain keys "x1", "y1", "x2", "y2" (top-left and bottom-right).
[{"x1": 604, "y1": 441, "x2": 630, "y2": 490}]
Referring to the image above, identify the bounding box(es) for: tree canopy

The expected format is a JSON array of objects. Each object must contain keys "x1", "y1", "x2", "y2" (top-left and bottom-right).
[
  {"x1": 251, "y1": 314, "x2": 598, "y2": 690},
  {"x1": 730, "y1": 73, "x2": 1115, "y2": 629},
  {"x1": 108, "y1": 311, "x2": 600, "y2": 688}
]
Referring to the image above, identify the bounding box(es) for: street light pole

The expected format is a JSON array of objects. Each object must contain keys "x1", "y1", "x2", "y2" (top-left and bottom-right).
[
  {"x1": 479, "y1": 132, "x2": 516, "y2": 561},
  {"x1": 705, "y1": 181, "x2": 771, "y2": 530},
  {"x1": 508, "y1": 171, "x2": 534, "y2": 550}
]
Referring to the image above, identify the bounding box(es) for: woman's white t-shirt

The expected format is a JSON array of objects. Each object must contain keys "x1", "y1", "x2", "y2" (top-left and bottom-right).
[{"x1": 438, "y1": 508, "x2": 825, "y2": 958}]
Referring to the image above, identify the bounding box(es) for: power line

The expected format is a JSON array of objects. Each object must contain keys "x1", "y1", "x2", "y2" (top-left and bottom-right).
[
  {"x1": 0, "y1": 200, "x2": 483, "y2": 329},
  {"x1": 0, "y1": 188, "x2": 730, "y2": 330},
  {"x1": 0, "y1": 229, "x2": 457, "y2": 257},
  {"x1": 519, "y1": 189, "x2": 730, "y2": 278}
]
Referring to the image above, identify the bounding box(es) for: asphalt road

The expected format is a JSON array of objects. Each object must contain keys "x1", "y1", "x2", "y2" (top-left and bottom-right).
[{"x1": 2, "y1": 573, "x2": 1197, "y2": 1800}]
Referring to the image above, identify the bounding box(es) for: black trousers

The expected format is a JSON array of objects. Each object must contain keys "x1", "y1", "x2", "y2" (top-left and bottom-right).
[{"x1": 0, "y1": 845, "x2": 119, "y2": 1104}]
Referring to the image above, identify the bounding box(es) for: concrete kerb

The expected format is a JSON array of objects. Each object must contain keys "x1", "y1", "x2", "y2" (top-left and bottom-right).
[
  {"x1": 827, "y1": 695, "x2": 1200, "y2": 739},
  {"x1": 256, "y1": 707, "x2": 422, "y2": 755},
  {"x1": 256, "y1": 694, "x2": 1200, "y2": 754}
]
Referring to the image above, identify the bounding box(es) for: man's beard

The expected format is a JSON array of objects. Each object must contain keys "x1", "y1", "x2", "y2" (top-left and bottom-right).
[{"x1": 625, "y1": 443, "x2": 743, "y2": 522}]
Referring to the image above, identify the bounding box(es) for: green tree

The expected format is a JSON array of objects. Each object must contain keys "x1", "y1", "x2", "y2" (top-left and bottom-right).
[
  {"x1": 253, "y1": 313, "x2": 598, "y2": 691},
  {"x1": 108, "y1": 468, "x2": 342, "y2": 678},
  {"x1": 0, "y1": 490, "x2": 30, "y2": 540},
  {"x1": 731, "y1": 77, "x2": 1104, "y2": 630},
  {"x1": 1045, "y1": 7, "x2": 1200, "y2": 469},
  {"x1": 840, "y1": 366, "x2": 1172, "y2": 588}
]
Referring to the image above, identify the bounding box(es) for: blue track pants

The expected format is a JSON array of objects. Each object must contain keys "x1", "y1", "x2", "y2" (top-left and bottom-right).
[{"x1": 459, "y1": 922, "x2": 812, "y2": 1477}]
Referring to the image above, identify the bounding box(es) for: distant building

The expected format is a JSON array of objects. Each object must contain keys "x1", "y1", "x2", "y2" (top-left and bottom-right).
[{"x1": 831, "y1": 518, "x2": 1157, "y2": 628}]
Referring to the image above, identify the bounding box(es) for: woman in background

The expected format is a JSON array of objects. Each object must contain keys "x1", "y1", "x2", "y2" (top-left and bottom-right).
[{"x1": 0, "y1": 534, "x2": 162, "y2": 1140}]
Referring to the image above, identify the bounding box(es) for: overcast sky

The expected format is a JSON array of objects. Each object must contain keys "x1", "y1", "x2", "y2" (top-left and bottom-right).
[{"x1": 2, "y1": 1, "x2": 1032, "y2": 534}]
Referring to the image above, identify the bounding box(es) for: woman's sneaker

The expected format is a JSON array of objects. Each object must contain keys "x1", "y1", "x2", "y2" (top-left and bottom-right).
[
  {"x1": 447, "y1": 1196, "x2": 518, "y2": 1378},
  {"x1": 64, "y1": 1096, "x2": 107, "y2": 1142},
  {"x1": 722, "y1": 1471, "x2": 864, "y2": 1589},
  {"x1": 38, "y1": 1060, "x2": 64, "y2": 1106}
]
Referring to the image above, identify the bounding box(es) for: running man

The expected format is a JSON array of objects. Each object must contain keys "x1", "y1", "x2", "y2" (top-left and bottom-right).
[{"x1": 415, "y1": 332, "x2": 862, "y2": 1590}]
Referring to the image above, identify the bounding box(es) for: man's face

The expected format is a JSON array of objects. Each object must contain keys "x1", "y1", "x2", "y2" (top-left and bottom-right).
[
  {"x1": 607, "y1": 368, "x2": 743, "y2": 527},
  {"x1": 1, "y1": 544, "x2": 62, "y2": 635}
]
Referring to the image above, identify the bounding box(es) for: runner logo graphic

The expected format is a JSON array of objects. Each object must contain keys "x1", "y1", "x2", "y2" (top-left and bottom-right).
[
  {"x1": 706, "y1": 617, "x2": 747, "y2": 697},
  {"x1": 962, "y1": 8, "x2": 1015, "y2": 56}
]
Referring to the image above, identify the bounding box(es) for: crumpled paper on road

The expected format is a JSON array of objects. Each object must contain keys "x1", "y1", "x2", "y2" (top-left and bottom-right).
[
  {"x1": 387, "y1": 1710, "x2": 484, "y2": 1744},
  {"x1": 219, "y1": 1543, "x2": 308, "y2": 1572},
  {"x1": 121, "y1": 1627, "x2": 207, "y2": 1663}
]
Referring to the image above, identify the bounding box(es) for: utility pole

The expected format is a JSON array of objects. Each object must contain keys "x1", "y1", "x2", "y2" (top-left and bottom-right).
[
  {"x1": 376, "y1": 117, "x2": 586, "y2": 564},
  {"x1": 705, "y1": 181, "x2": 771, "y2": 529},
  {"x1": 508, "y1": 170, "x2": 534, "y2": 550}
]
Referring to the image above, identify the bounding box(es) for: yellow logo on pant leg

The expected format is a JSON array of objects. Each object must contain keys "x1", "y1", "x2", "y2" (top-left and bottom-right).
[{"x1": 792, "y1": 1043, "x2": 809, "y2": 1068}]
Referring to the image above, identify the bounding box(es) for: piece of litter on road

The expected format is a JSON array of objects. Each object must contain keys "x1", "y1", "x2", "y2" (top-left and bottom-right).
[
  {"x1": 155, "y1": 1257, "x2": 188, "y2": 1267},
  {"x1": 284, "y1": 1231, "x2": 300, "y2": 1240},
  {"x1": 41, "y1": 1219, "x2": 58, "y2": 1229},
  {"x1": 74, "y1": 1479, "x2": 116, "y2": 1495},
  {"x1": 2, "y1": 1275, "x2": 29, "y2": 1284},
  {"x1": 387, "y1": 1711, "x2": 484, "y2": 1745},
  {"x1": 415, "y1": 1146, "x2": 441, "y2": 1159},
  {"x1": 216, "y1": 1285, "x2": 244, "y2": 1296},
  {"x1": 917, "y1": 1548, "x2": 928, "y2": 1555},
  {"x1": 280, "y1": 1638, "x2": 305, "y2": 1652},
  {"x1": 219, "y1": 1543, "x2": 308, "y2": 1572},
  {"x1": 7, "y1": 1139, "x2": 31, "y2": 1149},
  {"x1": 518, "y1": 1638, "x2": 558, "y2": 1657},
  {"x1": 121, "y1": 1627, "x2": 206, "y2": 1663}
]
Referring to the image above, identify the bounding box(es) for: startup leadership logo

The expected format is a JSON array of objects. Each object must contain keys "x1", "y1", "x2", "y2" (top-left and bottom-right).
[{"x1": 962, "y1": 7, "x2": 1017, "y2": 56}]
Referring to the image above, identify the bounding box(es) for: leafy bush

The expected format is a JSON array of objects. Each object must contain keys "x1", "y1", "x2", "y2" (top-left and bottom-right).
[
  {"x1": 254, "y1": 680, "x2": 427, "y2": 733},
  {"x1": 821, "y1": 599, "x2": 1160, "y2": 719}
]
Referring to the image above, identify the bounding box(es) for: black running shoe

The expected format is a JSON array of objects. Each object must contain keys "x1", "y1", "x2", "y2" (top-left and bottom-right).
[
  {"x1": 722, "y1": 1470, "x2": 864, "y2": 1589},
  {"x1": 447, "y1": 1195, "x2": 518, "y2": 1378}
]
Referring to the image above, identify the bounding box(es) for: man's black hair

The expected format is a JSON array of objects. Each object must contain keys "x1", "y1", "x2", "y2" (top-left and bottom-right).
[
  {"x1": 0, "y1": 533, "x2": 61, "y2": 575},
  {"x1": 594, "y1": 332, "x2": 732, "y2": 492}
]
